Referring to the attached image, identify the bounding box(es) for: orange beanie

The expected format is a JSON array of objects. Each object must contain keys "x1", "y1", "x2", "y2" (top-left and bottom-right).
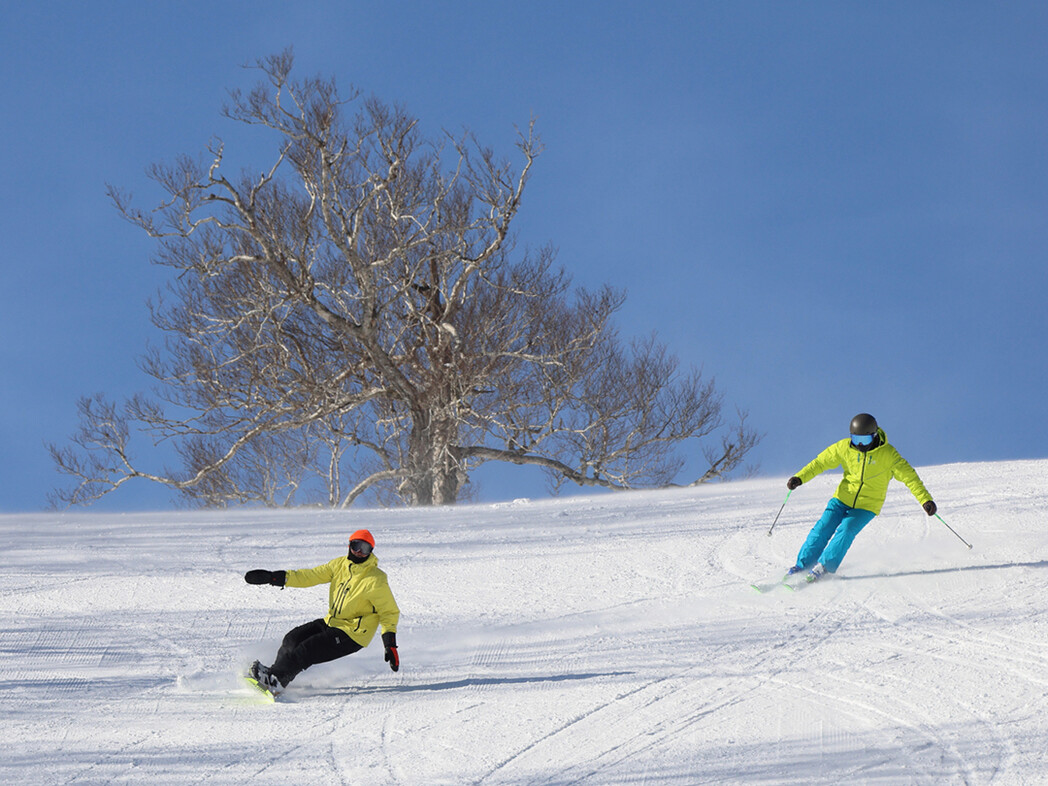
[{"x1": 349, "y1": 529, "x2": 375, "y2": 548}]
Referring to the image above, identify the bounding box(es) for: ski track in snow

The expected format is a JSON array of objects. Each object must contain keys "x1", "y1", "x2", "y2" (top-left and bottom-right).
[{"x1": 2, "y1": 460, "x2": 1047, "y2": 784}]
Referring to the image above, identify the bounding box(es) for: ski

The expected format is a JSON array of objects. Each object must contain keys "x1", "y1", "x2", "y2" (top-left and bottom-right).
[
  {"x1": 782, "y1": 573, "x2": 811, "y2": 591},
  {"x1": 750, "y1": 568, "x2": 828, "y2": 593},
  {"x1": 242, "y1": 674, "x2": 277, "y2": 703},
  {"x1": 782, "y1": 570, "x2": 832, "y2": 590},
  {"x1": 750, "y1": 574, "x2": 796, "y2": 593}
]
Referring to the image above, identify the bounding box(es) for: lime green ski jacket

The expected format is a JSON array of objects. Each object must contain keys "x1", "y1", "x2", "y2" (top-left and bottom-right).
[
  {"x1": 795, "y1": 428, "x2": 933, "y2": 514},
  {"x1": 285, "y1": 555, "x2": 400, "y2": 647}
]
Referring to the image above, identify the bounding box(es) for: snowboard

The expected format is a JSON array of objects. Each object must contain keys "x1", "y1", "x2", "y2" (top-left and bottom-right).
[{"x1": 242, "y1": 674, "x2": 277, "y2": 702}]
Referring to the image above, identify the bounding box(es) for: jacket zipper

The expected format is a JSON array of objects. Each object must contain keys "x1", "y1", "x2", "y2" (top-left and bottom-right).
[
  {"x1": 333, "y1": 563, "x2": 354, "y2": 615},
  {"x1": 852, "y1": 451, "x2": 868, "y2": 508}
]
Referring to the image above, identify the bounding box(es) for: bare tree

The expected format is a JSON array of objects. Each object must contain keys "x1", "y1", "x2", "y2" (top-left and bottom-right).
[{"x1": 49, "y1": 51, "x2": 760, "y2": 508}]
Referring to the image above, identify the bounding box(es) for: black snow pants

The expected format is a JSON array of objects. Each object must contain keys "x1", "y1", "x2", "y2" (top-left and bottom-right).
[{"x1": 271, "y1": 618, "x2": 363, "y2": 685}]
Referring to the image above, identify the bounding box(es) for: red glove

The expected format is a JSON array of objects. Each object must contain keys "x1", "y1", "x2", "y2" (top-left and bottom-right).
[{"x1": 382, "y1": 631, "x2": 399, "y2": 672}]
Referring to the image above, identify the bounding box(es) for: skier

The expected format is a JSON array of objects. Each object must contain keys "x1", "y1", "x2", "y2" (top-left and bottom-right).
[
  {"x1": 785, "y1": 413, "x2": 937, "y2": 583},
  {"x1": 243, "y1": 528, "x2": 400, "y2": 694}
]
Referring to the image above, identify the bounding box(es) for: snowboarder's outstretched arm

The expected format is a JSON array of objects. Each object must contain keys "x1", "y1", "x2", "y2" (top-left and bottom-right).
[{"x1": 244, "y1": 569, "x2": 286, "y2": 586}]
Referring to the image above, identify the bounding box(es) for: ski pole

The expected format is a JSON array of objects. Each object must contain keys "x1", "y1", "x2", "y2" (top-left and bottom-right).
[
  {"x1": 935, "y1": 512, "x2": 972, "y2": 550},
  {"x1": 767, "y1": 490, "x2": 792, "y2": 537}
]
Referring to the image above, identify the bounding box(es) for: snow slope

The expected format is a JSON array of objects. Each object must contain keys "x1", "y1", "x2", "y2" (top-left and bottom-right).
[{"x1": 2, "y1": 460, "x2": 1046, "y2": 784}]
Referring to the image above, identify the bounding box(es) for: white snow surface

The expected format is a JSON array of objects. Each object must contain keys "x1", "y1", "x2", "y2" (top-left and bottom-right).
[{"x1": 3, "y1": 460, "x2": 1047, "y2": 784}]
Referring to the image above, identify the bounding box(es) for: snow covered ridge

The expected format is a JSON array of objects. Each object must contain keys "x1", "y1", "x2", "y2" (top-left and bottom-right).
[{"x1": 2, "y1": 459, "x2": 1045, "y2": 784}]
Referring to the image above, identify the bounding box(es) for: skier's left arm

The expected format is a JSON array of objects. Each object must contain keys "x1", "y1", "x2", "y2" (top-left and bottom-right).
[{"x1": 892, "y1": 456, "x2": 936, "y2": 515}]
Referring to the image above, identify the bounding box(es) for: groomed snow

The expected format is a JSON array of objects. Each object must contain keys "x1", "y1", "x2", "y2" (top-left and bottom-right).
[{"x1": 2, "y1": 460, "x2": 1046, "y2": 784}]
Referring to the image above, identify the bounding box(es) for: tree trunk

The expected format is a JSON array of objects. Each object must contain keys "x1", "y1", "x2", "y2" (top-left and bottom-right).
[{"x1": 406, "y1": 410, "x2": 461, "y2": 506}]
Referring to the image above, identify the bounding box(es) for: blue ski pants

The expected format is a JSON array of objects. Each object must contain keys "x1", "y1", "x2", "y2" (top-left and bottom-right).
[{"x1": 795, "y1": 497, "x2": 877, "y2": 574}]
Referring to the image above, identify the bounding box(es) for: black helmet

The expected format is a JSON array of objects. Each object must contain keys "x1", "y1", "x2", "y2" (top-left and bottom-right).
[{"x1": 850, "y1": 413, "x2": 878, "y2": 436}]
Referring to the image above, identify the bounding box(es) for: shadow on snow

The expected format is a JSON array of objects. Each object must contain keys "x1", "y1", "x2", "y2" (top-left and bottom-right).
[
  {"x1": 844, "y1": 559, "x2": 1048, "y2": 581},
  {"x1": 300, "y1": 670, "x2": 634, "y2": 698}
]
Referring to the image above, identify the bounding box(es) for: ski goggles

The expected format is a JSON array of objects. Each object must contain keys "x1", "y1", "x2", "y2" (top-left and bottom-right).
[
  {"x1": 850, "y1": 433, "x2": 874, "y2": 446},
  {"x1": 349, "y1": 539, "x2": 374, "y2": 558}
]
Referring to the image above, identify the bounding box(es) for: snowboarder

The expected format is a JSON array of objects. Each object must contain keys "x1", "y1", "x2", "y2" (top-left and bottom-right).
[
  {"x1": 243, "y1": 528, "x2": 400, "y2": 694},
  {"x1": 785, "y1": 413, "x2": 937, "y2": 582}
]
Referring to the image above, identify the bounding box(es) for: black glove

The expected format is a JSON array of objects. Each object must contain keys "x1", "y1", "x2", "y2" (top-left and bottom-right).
[
  {"x1": 382, "y1": 631, "x2": 399, "y2": 672},
  {"x1": 787, "y1": 476, "x2": 803, "y2": 490},
  {"x1": 923, "y1": 500, "x2": 937, "y2": 516},
  {"x1": 244, "y1": 569, "x2": 286, "y2": 586}
]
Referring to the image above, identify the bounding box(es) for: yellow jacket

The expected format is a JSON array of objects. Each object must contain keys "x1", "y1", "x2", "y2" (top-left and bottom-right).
[
  {"x1": 796, "y1": 428, "x2": 933, "y2": 515},
  {"x1": 285, "y1": 555, "x2": 400, "y2": 647}
]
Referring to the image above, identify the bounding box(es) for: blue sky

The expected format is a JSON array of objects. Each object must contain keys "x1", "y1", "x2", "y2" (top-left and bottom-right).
[{"x1": 2, "y1": 2, "x2": 1046, "y2": 512}]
